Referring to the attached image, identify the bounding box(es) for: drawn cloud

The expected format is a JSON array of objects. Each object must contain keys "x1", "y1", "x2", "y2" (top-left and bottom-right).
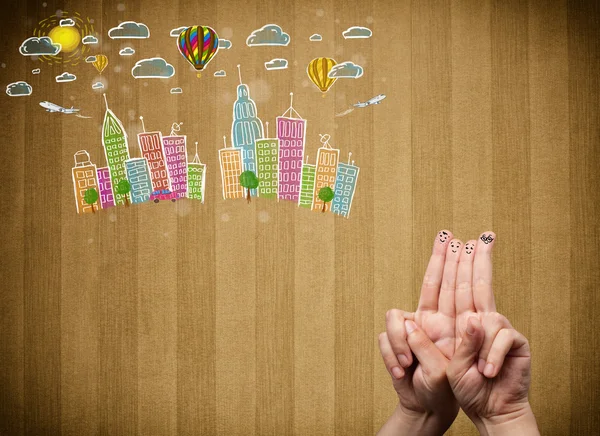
[
  {"x1": 92, "y1": 82, "x2": 104, "y2": 89},
  {"x1": 119, "y1": 47, "x2": 135, "y2": 56},
  {"x1": 264, "y1": 58, "x2": 288, "y2": 70},
  {"x1": 56, "y1": 72, "x2": 77, "y2": 82},
  {"x1": 309, "y1": 33, "x2": 322, "y2": 41},
  {"x1": 19, "y1": 36, "x2": 61, "y2": 56},
  {"x1": 328, "y1": 61, "x2": 364, "y2": 79},
  {"x1": 342, "y1": 26, "x2": 372, "y2": 39},
  {"x1": 218, "y1": 39, "x2": 232, "y2": 49},
  {"x1": 85, "y1": 55, "x2": 97, "y2": 63},
  {"x1": 108, "y1": 21, "x2": 150, "y2": 39},
  {"x1": 169, "y1": 26, "x2": 188, "y2": 37},
  {"x1": 246, "y1": 24, "x2": 290, "y2": 46},
  {"x1": 82, "y1": 35, "x2": 98, "y2": 45},
  {"x1": 170, "y1": 87, "x2": 183, "y2": 94},
  {"x1": 6, "y1": 81, "x2": 32, "y2": 97},
  {"x1": 131, "y1": 57, "x2": 174, "y2": 78},
  {"x1": 32, "y1": 68, "x2": 41, "y2": 74},
  {"x1": 60, "y1": 18, "x2": 75, "y2": 27},
  {"x1": 213, "y1": 70, "x2": 226, "y2": 77}
]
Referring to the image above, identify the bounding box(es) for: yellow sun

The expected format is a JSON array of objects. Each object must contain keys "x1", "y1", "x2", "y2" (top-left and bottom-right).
[{"x1": 48, "y1": 26, "x2": 80, "y2": 53}]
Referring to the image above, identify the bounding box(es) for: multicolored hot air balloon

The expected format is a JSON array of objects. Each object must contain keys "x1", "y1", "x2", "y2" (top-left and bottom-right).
[
  {"x1": 177, "y1": 26, "x2": 219, "y2": 74},
  {"x1": 307, "y1": 57, "x2": 337, "y2": 96},
  {"x1": 92, "y1": 54, "x2": 108, "y2": 74}
]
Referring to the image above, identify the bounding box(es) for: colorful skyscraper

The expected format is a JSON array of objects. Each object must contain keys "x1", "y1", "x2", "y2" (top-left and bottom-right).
[
  {"x1": 96, "y1": 166, "x2": 115, "y2": 209},
  {"x1": 187, "y1": 141, "x2": 206, "y2": 203},
  {"x1": 312, "y1": 134, "x2": 339, "y2": 212},
  {"x1": 332, "y1": 152, "x2": 360, "y2": 218},
  {"x1": 277, "y1": 93, "x2": 306, "y2": 202},
  {"x1": 102, "y1": 94, "x2": 131, "y2": 206},
  {"x1": 125, "y1": 157, "x2": 152, "y2": 204},
  {"x1": 219, "y1": 136, "x2": 244, "y2": 200},
  {"x1": 137, "y1": 117, "x2": 171, "y2": 199},
  {"x1": 256, "y1": 121, "x2": 279, "y2": 199},
  {"x1": 163, "y1": 122, "x2": 188, "y2": 199},
  {"x1": 72, "y1": 150, "x2": 100, "y2": 214},
  {"x1": 298, "y1": 156, "x2": 316, "y2": 209},
  {"x1": 231, "y1": 65, "x2": 264, "y2": 196}
]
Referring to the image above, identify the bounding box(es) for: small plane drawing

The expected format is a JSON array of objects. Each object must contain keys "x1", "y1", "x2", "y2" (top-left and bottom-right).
[
  {"x1": 353, "y1": 94, "x2": 387, "y2": 108},
  {"x1": 39, "y1": 101, "x2": 91, "y2": 118}
]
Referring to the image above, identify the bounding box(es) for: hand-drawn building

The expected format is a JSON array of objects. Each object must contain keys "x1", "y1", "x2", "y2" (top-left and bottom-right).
[
  {"x1": 298, "y1": 157, "x2": 316, "y2": 209},
  {"x1": 72, "y1": 150, "x2": 100, "y2": 214},
  {"x1": 137, "y1": 117, "x2": 171, "y2": 200},
  {"x1": 163, "y1": 123, "x2": 188, "y2": 199},
  {"x1": 219, "y1": 136, "x2": 244, "y2": 199},
  {"x1": 256, "y1": 122, "x2": 279, "y2": 199},
  {"x1": 312, "y1": 134, "x2": 339, "y2": 212},
  {"x1": 101, "y1": 94, "x2": 131, "y2": 206},
  {"x1": 96, "y1": 167, "x2": 115, "y2": 209},
  {"x1": 277, "y1": 93, "x2": 306, "y2": 202},
  {"x1": 332, "y1": 153, "x2": 359, "y2": 218},
  {"x1": 187, "y1": 142, "x2": 206, "y2": 203},
  {"x1": 125, "y1": 157, "x2": 152, "y2": 204}
]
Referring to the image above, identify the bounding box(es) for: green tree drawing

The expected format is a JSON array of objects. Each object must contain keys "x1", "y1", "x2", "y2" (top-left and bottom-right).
[
  {"x1": 318, "y1": 186, "x2": 335, "y2": 213},
  {"x1": 239, "y1": 170, "x2": 259, "y2": 204},
  {"x1": 115, "y1": 179, "x2": 131, "y2": 207},
  {"x1": 83, "y1": 187, "x2": 99, "y2": 213}
]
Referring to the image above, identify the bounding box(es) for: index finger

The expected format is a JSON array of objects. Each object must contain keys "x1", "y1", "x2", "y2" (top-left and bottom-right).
[
  {"x1": 418, "y1": 229, "x2": 453, "y2": 311},
  {"x1": 473, "y1": 231, "x2": 496, "y2": 312}
]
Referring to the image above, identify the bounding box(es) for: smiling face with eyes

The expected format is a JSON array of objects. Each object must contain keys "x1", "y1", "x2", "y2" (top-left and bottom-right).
[
  {"x1": 464, "y1": 242, "x2": 474, "y2": 255},
  {"x1": 450, "y1": 240, "x2": 461, "y2": 253},
  {"x1": 438, "y1": 231, "x2": 449, "y2": 244}
]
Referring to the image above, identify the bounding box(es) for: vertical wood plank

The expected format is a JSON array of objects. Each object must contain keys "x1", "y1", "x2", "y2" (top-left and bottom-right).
[
  {"x1": 528, "y1": 1, "x2": 571, "y2": 434},
  {"x1": 568, "y1": 0, "x2": 600, "y2": 434}
]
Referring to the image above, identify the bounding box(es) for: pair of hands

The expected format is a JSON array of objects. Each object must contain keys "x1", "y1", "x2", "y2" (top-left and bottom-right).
[{"x1": 378, "y1": 231, "x2": 539, "y2": 435}]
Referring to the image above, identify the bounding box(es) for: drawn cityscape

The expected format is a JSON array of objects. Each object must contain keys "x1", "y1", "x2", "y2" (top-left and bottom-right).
[{"x1": 73, "y1": 68, "x2": 359, "y2": 218}]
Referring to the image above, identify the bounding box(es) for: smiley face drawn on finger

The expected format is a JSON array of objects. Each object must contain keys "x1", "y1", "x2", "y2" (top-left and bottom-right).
[
  {"x1": 438, "y1": 231, "x2": 449, "y2": 244},
  {"x1": 480, "y1": 234, "x2": 494, "y2": 244},
  {"x1": 450, "y1": 241, "x2": 461, "y2": 253},
  {"x1": 464, "y1": 243, "x2": 475, "y2": 254}
]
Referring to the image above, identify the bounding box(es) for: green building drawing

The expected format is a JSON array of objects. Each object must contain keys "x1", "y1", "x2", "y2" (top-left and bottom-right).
[
  {"x1": 101, "y1": 95, "x2": 131, "y2": 206},
  {"x1": 187, "y1": 149, "x2": 206, "y2": 203},
  {"x1": 256, "y1": 135, "x2": 279, "y2": 199},
  {"x1": 298, "y1": 161, "x2": 316, "y2": 208}
]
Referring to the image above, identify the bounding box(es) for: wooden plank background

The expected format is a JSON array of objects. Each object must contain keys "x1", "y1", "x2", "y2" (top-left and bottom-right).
[{"x1": 0, "y1": 0, "x2": 598, "y2": 434}]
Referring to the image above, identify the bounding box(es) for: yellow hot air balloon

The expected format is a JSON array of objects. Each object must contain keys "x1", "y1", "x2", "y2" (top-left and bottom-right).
[
  {"x1": 92, "y1": 54, "x2": 108, "y2": 74},
  {"x1": 307, "y1": 57, "x2": 337, "y2": 96}
]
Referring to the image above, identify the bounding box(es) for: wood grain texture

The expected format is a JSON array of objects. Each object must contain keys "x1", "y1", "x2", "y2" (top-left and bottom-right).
[{"x1": 0, "y1": 1, "x2": 598, "y2": 435}]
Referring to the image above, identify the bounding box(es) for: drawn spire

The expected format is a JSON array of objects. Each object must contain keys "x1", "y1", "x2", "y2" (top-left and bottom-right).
[
  {"x1": 282, "y1": 91, "x2": 303, "y2": 119},
  {"x1": 348, "y1": 151, "x2": 352, "y2": 164},
  {"x1": 237, "y1": 64, "x2": 242, "y2": 85},
  {"x1": 103, "y1": 93, "x2": 109, "y2": 110},
  {"x1": 265, "y1": 121, "x2": 269, "y2": 138},
  {"x1": 191, "y1": 141, "x2": 201, "y2": 164},
  {"x1": 139, "y1": 116, "x2": 146, "y2": 133}
]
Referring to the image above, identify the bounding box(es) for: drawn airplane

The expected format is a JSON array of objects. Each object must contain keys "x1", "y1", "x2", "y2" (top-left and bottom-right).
[
  {"x1": 354, "y1": 94, "x2": 387, "y2": 108},
  {"x1": 39, "y1": 101, "x2": 91, "y2": 118}
]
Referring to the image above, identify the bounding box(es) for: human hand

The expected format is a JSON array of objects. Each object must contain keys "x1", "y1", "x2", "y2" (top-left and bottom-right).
[
  {"x1": 447, "y1": 231, "x2": 539, "y2": 435},
  {"x1": 377, "y1": 230, "x2": 462, "y2": 435}
]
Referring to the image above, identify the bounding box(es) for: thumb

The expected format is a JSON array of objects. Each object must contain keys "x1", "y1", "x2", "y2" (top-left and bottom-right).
[
  {"x1": 447, "y1": 317, "x2": 484, "y2": 383},
  {"x1": 404, "y1": 320, "x2": 447, "y2": 383}
]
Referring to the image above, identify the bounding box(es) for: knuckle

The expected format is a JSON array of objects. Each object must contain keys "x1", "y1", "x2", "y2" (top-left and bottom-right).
[{"x1": 456, "y1": 281, "x2": 471, "y2": 292}]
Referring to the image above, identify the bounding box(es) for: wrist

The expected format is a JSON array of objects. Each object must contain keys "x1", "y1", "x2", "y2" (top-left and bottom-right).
[
  {"x1": 475, "y1": 402, "x2": 539, "y2": 436},
  {"x1": 377, "y1": 403, "x2": 455, "y2": 436}
]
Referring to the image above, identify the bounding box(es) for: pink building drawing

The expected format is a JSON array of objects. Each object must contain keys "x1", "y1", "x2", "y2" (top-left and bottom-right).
[
  {"x1": 277, "y1": 93, "x2": 306, "y2": 202},
  {"x1": 96, "y1": 166, "x2": 115, "y2": 209},
  {"x1": 162, "y1": 123, "x2": 188, "y2": 199}
]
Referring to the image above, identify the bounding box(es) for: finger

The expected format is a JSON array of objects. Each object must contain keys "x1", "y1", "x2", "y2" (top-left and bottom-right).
[
  {"x1": 477, "y1": 313, "x2": 512, "y2": 373},
  {"x1": 483, "y1": 328, "x2": 530, "y2": 378},
  {"x1": 378, "y1": 331, "x2": 405, "y2": 379},
  {"x1": 404, "y1": 320, "x2": 448, "y2": 382},
  {"x1": 418, "y1": 229, "x2": 453, "y2": 311},
  {"x1": 473, "y1": 231, "x2": 497, "y2": 312},
  {"x1": 456, "y1": 240, "x2": 476, "y2": 315},
  {"x1": 447, "y1": 317, "x2": 484, "y2": 383},
  {"x1": 385, "y1": 309, "x2": 414, "y2": 368},
  {"x1": 438, "y1": 239, "x2": 462, "y2": 317}
]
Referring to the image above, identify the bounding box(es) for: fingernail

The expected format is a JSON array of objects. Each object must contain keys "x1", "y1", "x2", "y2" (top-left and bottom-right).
[
  {"x1": 404, "y1": 320, "x2": 416, "y2": 334},
  {"x1": 478, "y1": 358, "x2": 486, "y2": 373},
  {"x1": 392, "y1": 367, "x2": 404, "y2": 379},
  {"x1": 484, "y1": 362, "x2": 495, "y2": 378},
  {"x1": 466, "y1": 319, "x2": 476, "y2": 335},
  {"x1": 397, "y1": 354, "x2": 409, "y2": 367}
]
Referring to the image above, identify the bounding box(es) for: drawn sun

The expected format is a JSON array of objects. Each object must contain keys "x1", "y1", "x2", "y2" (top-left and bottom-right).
[{"x1": 33, "y1": 11, "x2": 96, "y2": 66}]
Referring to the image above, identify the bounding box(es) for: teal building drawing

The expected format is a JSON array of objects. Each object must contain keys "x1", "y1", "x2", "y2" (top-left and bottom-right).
[
  {"x1": 125, "y1": 158, "x2": 152, "y2": 204},
  {"x1": 231, "y1": 66, "x2": 264, "y2": 196},
  {"x1": 331, "y1": 159, "x2": 359, "y2": 218},
  {"x1": 298, "y1": 161, "x2": 316, "y2": 208},
  {"x1": 102, "y1": 95, "x2": 131, "y2": 206}
]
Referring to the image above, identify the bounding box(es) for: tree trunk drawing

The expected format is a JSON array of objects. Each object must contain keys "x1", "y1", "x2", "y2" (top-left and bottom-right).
[
  {"x1": 91, "y1": 203, "x2": 95, "y2": 213},
  {"x1": 124, "y1": 195, "x2": 130, "y2": 207},
  {"x1": 322, "y1": 202, "x2": 327, "y2": 213},
  {"x1": 247, "y1": 188, "x2": 251, "y2": 203}
]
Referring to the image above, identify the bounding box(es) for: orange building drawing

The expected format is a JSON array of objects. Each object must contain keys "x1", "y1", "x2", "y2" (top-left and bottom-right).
[
  {"x1": 137, "y1": 117, "x2": 171, "y2": 193},
  {"x1": 72, "y1": 150, "x2": 100, "y2": 214},
  {"x1": 218, "y1": 136, "x2": 244, "y2": 199},
  {"x1": 312, "y1": 134, "x2": 340, "y2": 212}
]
